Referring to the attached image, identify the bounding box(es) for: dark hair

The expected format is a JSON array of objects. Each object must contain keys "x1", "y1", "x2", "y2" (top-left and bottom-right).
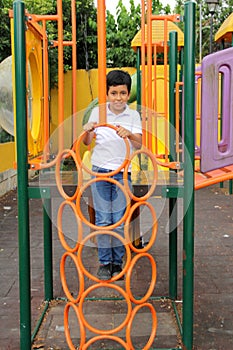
[{"x1": 106, "y1": 70, "x2": 132, "y2": 94}]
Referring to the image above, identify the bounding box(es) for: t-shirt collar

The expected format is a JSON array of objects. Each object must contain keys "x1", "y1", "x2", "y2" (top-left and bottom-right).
[{"x1": 107, "y1": 103, "x2": 130, "y2": 117}]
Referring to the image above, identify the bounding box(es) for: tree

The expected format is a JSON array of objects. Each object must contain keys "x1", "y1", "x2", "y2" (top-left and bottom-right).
[
  {"x1": 1, "y1": 0, "x2": 233, "y2": 72},
  {"x1": 76, "y1": 0, "x2": 97, "y2": 70},
  {"x1": 106, "y1": 0, "x2": 141, "y2": 68},
  {"x1": 152, "y1": 0, "x2": 171, "y2": 14},
  {"x1": 0, "y1": 0, "x2": 14, "y2": 62},
  {"x1": 173, "y1": 0, "x2": 233, "y2": 61}
]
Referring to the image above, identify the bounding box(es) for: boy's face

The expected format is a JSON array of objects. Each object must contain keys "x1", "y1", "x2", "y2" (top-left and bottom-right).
[{"x1": 107, "y1": 85, "x2": 130, "y2": 115}]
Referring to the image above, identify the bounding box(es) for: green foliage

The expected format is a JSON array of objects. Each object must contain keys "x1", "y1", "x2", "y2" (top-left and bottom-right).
[
  {"x1": 0, "y1": 0, "x2": 14, "y2": 62},
  {"x1": 106, "y1": 0, "x2": 141, "y2": 67},
  {"x1": 76, "y1": 0, "x2": 97, "y2": 70},
  {"x1": 0, "y1": 126, "x2": 14, "y2": 143},
  {"x1": 152, "y1": 0, "x2": 171, "y2": 14},
  {"x1": 1, "y1": 0, "x2": 233, "y2": 78},
  {"x1": 174, "y1": 0, "x2": 233, "y2": 60}
]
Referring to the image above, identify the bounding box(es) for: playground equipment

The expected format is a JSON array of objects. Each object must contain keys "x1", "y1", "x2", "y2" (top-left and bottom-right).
[
  {"x1": 12, "y1": 0, "x2": 233, "y2": 349},
  {"x1": 0, "y1": 56, "x2": 14, "y2": 136}
]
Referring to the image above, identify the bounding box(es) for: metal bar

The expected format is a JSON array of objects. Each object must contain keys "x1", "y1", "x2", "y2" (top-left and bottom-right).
[
  {"x1": 163, "y1": 19, "x2": 169, "y2": 161},
  {"x1": 169, "y1": 31, "x2": 178, "y2": 163},
  {"x1": 97, "y1": 0, "x2": 106, "y2": 122},
  {"x1": 161, "y1": 186, "x2": 184, "y2": 198},
  {"x1": 171, "y1": 300, "x2": 183, "y2": 337},
  {"x1": 136, "y1": 48, "x2": 141, "y2": 107},
  {"x1": 169, "y1": 197, "x2": 178, "y2": 299},
  {"x1": 229, "y1": 180, "x2": 233, "y2": 194},
  {"x1": 183, "y1": 2, "x2": 196, "y2": 349},
  {"x1": 42, "y1": 19, "x2": 50, "y2": 163},
  {"x1": 43, "y1": 198, "x2": 53, "y2": 300},
  {"x1": 13, "y1": 1, "x2": 31, "y2": 349},
  {"x1": 28, "y1": 186, "x2": 51, "y2": 199},
  {"x1": 147, "y1": 0, "x2": 153, "y2": 152},
  {"x1": 71, "y1": 0, "x2": 77, "y2": 144},
  {"x1": 57, "y1": 0, "x2": 64, "y2": 151},
  {"x1": 31, "y1": 301, "x2": 49, "y2": 342},
  {"x1": 140, "y1": 0, "x2": 146, "y2": 147},
  {"x1": 169, "y1": 33, "x2": 178, "y2": 300}
]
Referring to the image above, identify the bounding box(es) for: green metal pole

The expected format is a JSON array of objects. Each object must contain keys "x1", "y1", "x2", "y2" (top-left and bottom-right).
[
  {"x1": 183, "y1": 1, "x2": 196, "y2": 349},
  {"x1": 169, "y1": 31, "x2": 178, "y2": 299},
  {"x1": 169, "y1": 197, "x2": 178, "y2": 299},
  {"x1": 43, "y1": 198, "x2": 53, "y2": 300},
  {"x1": 179, "y1": 48, "x2": 184, "y2": 141},
  {"x1": 169, "y1": 31, "x2": 178, "y2": 162},
  {"x1": 13, "y1": 1, "x2": 31, "y2": 349}
]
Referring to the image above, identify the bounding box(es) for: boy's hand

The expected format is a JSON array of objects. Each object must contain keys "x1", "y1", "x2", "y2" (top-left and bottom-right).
[
  {"x1": 116, "y1": 125, "x2": 142, "y2": 149},
  {"x1": 116, "y1": 125, "x2": 131, "y2": 138},
  {"x1": 83, "y1": 122, "x2": 97, "y2": 132}
]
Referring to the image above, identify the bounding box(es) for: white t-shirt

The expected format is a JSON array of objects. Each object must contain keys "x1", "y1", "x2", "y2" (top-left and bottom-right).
[{"x1": 88, "y1": 103, "x2": 142, "y2": 170}]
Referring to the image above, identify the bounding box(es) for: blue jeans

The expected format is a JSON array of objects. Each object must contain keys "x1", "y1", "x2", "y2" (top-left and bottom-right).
[{"x1": 91, "y1": 166, "x2": 131, "y2": 266}]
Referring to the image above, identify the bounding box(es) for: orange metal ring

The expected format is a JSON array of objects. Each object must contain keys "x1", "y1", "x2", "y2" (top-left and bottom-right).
[
  {"x1": 64, "y1": 302, "x2": 86, "y2": 350},
  {"x1": 79, "y1": 282, "x2": 132, "y2": 335},
  {"x1": 60, "y1": 252, "x2": 85, "y2": 303},
  {"x1": 126, "y1": 253, "x2": 157, "y2": 305},
  {"x1": 55, "y1": 148, "x2": 81, "y2": 201},
  {"x1": 124, "y1": 201, "x2": 158, "y2": 253},
  {"x1": 76, "y1": 176, "x2": 131, "y2": 231},
  {"x1": 77, "y1": 230, "x2": 131, "y2": 282},
  {"x1": 82, "y1": 335, "x2": 130, "y2": 350},
  {"x1": 75, "y1": 123, "x2": 130, "y2": 177},
  {"x1": 126, "y1": 302, "x2": 157, "y2": 349},
  {"x1": 57, "y1": 200, "x2": 82, "y2": 253},
  {"x1": 124, "y1": 148, "x2": 158, "y2": 201}
]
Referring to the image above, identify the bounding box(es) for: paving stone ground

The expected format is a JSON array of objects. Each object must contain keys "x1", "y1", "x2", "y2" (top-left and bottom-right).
[{"x1": 0, "y1": 182, "x2": 233, "y2": 349}]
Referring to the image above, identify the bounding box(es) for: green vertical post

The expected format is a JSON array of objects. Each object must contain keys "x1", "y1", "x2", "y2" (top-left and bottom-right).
[
  {"x1": 169, "y1": 31, "x2": 178, "y2": 299},
  {"x1": 183, "y1": 2, "x2": 196, "y2": 349},
  {"x1": 43, "y1": 198, "x2": 53, "y2": 300},
  {"x1": 13, "y1": 1, "x2": 31, "y2": 349},
  {"x1": 179, "y1": 48, "x2": 184, "y2": 139},
  {"x1": 169, "y1": 31, "x2": 178, "y2": 162},
  {"x1": 169, "y1": 197, "x2": 177, "y2": 299}
]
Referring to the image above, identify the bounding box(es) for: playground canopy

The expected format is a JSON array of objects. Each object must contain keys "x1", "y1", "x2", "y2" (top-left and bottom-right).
[
  {"x1": 215, "y1": 12, "x2": 233, "y2": 43},
  {"x1": 131, "y1": 19, "x2": 184, "y2": 51}
]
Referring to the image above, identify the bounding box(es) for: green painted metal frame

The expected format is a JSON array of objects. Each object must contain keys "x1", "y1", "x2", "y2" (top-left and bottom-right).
[
  {"x1": 13, "y1": 2, "x2": 54, "y2": 348},
  {"x1": 168, "y1": 31, "x2": 178, "y2": 301},
  {"x1": 14, "y1": 1, "x2": 31, "y2": 348},
  {"x1": 182, "y1": 2, "x2": 196, "y2": 349},
  {"x1": 13, "y1": 0, "x2": 196, "y2": 349}
]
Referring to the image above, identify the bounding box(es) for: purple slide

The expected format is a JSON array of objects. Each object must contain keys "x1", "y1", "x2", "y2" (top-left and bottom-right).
[{"x1": 200, "y1": 47, "x2": 233, "y2": 172}]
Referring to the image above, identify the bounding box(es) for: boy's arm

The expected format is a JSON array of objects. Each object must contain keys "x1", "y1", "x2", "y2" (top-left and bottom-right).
[
  {"x1": 82, "y1": 122, "x2": 96, "y2": 145},
  {"x1": 116, "y1": 126, "x2": 142, "y2": 149},
  {"x1": 128, "y1": 132, "x2": 142, "y2": 149}
]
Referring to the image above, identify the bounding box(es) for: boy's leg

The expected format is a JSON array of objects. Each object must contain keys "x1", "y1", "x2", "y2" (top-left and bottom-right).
[
  {"x1": 111, "y1": 173, "x2": 131, "y2": 267},
  {"x1": 91, "y1": 177, "x2": 113, "y2": 265}
]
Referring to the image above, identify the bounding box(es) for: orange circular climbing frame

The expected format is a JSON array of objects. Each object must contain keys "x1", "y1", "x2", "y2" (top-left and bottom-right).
[
  {"x1": 124, "y1": 148, "x2": 158, "y2": 201},
  {"x1": 79, "y1": 282, "x2": 132, "y2": 335},
  {"x1": 64, "y1": 302, "x2": 86, "y2": 350},
  {"x1": 57, "y1": 200, "x2": 82, "y2": 253},
  {"x1": 76, "y1": 230, "x2": 131, "y2": 282},
  {"x1": 55, "y1": 148, "x2": 81, "y2": 201},
  {"x1": 60, "y1": 251, "x2": 85, "y2": 303},
  {"x1": 57, "y1": 122, "x2": 158, "y2": 349},
  {"x1": 76, "y1": 176, "x2": 131, "y2": 231},
  {"x1": 75, "y1": 123, "x2": 131, "y2": 177},
  {"x1": 126, "y1": 302, "x2": 157, "y2": 350}
]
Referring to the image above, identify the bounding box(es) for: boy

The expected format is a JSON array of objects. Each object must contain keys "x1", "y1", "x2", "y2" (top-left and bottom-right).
[{"x1": 83, "y1": 70, "x2": 142, "y2": 280}]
